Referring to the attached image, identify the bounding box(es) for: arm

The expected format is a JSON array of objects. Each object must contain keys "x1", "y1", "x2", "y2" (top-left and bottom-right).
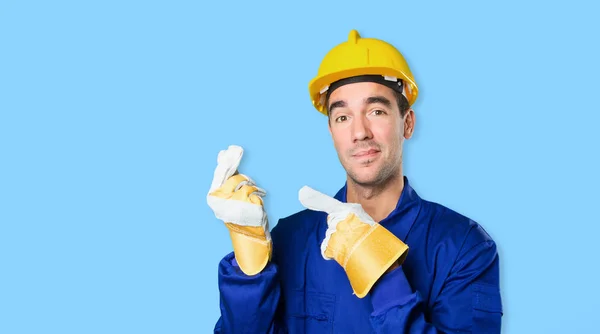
[
  {"x1": 369, "y1": 228, "x2": 503, "y2": 333},
  {"x1": 207, "y1": 145, "x2": 287, "y2": 333},
  {"x1": 214, "y1": 252, "x2": 286, "y2": 334}
]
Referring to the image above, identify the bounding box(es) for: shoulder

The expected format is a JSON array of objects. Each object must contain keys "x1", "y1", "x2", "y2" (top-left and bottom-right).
[
  {"x1": 412, "y1": 199, "x2": 500, "y2": 286},
  {"x1": 418, "y1": 199, "x2": 497, "y2": 258}
]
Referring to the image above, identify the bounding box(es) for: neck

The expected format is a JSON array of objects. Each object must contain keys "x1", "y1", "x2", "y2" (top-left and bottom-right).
[{"x1": 346, "y1": 170, "x2": 404, "y2": 223}]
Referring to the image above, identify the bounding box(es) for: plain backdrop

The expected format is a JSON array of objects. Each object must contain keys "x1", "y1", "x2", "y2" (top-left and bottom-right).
[{"x1": 1, "y1": 0, "x2": 599, "y2": 333}]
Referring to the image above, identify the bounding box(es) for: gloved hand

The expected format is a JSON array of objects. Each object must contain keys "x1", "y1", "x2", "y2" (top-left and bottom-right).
[
  {"x1": 207, "y1": 145, "x2": 271, "y2": 276},
  {"x1": 299, "y1": 186, "x2": 409, "y2": 298}
]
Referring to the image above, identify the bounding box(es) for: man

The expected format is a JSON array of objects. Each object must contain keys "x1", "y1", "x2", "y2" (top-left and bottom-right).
[{"x1": 207, "y1": 30, "x2": 502, "y2": 333}]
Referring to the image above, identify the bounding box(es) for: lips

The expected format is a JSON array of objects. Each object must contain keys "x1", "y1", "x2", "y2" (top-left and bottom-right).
[{"x1": 353, "y1": 149, "x2": 380, "y2": 157}]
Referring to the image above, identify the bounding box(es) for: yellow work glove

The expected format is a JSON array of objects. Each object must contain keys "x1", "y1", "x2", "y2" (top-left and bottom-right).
[
  {"x1": 206, "y1": 145, "x2": 271, "y2": 276},
  {"x1": 299, "y1": 186, "x2": 409, "y2": 298}
]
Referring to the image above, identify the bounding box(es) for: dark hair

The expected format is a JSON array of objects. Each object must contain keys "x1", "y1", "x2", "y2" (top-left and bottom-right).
[{"x1": 326, "y1": 87, "x2": 410, "y2": 119}]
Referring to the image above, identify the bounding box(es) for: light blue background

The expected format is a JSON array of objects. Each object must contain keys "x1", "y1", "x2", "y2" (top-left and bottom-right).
[{"x1": 1, "y1": 0, "x2": 598, "y2": 333}]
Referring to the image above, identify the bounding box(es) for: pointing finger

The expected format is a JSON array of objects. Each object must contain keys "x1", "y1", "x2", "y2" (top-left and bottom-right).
[{"x1": 298, "y1": 186, "x2": 345, "y2": 214}]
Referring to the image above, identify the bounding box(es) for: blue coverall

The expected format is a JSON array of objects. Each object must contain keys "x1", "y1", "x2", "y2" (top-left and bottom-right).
[{"x1": 214, "y1": 177, "x2": 503, "y2": 333}]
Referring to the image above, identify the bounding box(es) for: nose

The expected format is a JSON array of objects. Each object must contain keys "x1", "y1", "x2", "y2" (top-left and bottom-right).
[{"x1": 351, "y1": 114, "x2": 373, "y2": 142}]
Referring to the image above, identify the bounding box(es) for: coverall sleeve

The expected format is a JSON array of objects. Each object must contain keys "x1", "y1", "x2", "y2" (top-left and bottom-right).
[
  {"x1": 369, "y1": 227, "x2": 503, "y2": 333},
  {"x1": 213, "y1": 252, "x2": 287, "y2": 333}
]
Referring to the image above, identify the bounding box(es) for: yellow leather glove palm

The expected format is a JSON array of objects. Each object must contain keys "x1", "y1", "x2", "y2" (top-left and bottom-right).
[
  {"x1": 299, "y1": 186, "x2": 409, "y2": 298},
  {"x1": 207, "y1": 145, "x2": 271, "y2": 276}
]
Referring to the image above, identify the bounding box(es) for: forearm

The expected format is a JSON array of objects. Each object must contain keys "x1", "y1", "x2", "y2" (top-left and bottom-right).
[
  {"x1": 370, "y1": 239, "x2": 502, "y2": 333},
  {"x1": 214, "y1": 252, "x2": 285, "y2": 334},
  {"x1": 370, "y1": 266, "x2": 443, "y2": 333}
]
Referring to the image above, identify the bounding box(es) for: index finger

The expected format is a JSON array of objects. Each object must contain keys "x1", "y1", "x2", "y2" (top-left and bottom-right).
[
  {"x1": 298, "y1": 185, "x2": 345, "y2": 214},
  {"x1": 209, "y1": 145, "x2": 243, "y2": 193}
]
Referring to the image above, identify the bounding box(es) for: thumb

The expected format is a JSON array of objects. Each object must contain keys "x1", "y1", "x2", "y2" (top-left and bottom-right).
[{"x1": 298, "y1": 186, "x2": 345, "y2": 214}]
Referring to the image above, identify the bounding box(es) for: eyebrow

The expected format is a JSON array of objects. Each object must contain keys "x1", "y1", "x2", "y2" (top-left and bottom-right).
[
  {"x1": 365, "y1": 95, "x2": 393, "y2": 109},
  {"x1": 327, "y1": 100, "x2": 347, "y2": 115},
  {"x1": 327, "y1": 95, "x2": 394, "y2": 117}
]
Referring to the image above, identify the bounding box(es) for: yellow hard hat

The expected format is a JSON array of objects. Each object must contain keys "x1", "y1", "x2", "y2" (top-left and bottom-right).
[{"x1": 308, "y1": 30, "x2": 419, "y2": 116}]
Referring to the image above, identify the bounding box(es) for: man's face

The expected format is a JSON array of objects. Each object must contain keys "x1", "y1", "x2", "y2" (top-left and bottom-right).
[{"x1": 327, "y1": 81, "x2": 414, "y2": 187}]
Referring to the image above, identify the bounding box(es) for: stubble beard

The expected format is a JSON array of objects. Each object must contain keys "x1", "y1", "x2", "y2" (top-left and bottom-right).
[{"x1": 345, "y1": 153, "x2": 402, "y2": 189}]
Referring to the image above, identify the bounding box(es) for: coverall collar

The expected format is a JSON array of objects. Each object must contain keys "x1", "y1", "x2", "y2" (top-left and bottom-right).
[{"x1": 333, "y1": 176, "x2": 422, "y2": 240}]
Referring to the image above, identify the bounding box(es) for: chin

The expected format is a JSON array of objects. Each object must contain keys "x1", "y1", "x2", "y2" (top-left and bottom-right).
[{"x1": 347, "y1": 168, "x2": 382, "y2": 186}]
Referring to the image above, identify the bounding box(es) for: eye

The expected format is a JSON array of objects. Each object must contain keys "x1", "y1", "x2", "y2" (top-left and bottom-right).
[
  {"x1": 372, "y1": 109, "x2": 387, "y2": 116},
  {"x1": 335, "y1": 115, "x2": 348, "y2": 123}
]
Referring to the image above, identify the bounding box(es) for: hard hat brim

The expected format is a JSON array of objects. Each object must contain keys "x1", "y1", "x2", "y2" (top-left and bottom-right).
[{"x1": 309, "y1": 66, "x2": 419, "y2": 116}]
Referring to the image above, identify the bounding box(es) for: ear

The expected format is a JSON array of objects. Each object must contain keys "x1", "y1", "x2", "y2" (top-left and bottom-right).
[{"x1": 404, "y1": 109, "x2": 415, "y2": 139}]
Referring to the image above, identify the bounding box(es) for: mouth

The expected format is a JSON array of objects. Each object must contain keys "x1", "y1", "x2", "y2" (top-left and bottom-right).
[{"x1": 352, "y1": 149, "x2": 380, "y2": 159}]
